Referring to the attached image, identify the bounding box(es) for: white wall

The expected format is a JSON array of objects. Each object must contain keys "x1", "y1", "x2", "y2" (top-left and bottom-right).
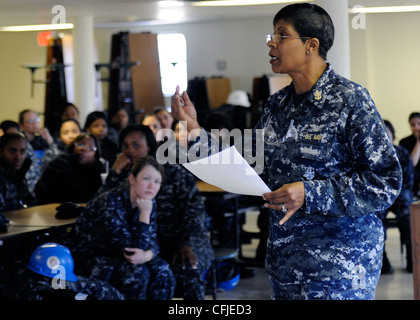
[
  {"x1": 0, "y1": 12, "x2": 419, "y2": 140},
  {"x1": 0, "y1": 31, "x2": 47, "y2": 122},
  {"x1": 362, "y1": 12, "x2": 420, "y2": 141}
]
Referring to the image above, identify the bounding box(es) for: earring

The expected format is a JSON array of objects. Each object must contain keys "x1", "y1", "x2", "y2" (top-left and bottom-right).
[{"x1": 306, "y1": 50, "x2": 310, "y2": 54}]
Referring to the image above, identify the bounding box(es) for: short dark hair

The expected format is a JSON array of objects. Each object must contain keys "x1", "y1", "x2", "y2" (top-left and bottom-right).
[
  {"x1": 0, "y1": 132, "x2": 26, "y2": 150},
  {"x1": 273, "y1": 3, "x2": 334, "y2": 60},
  {"x1": 409, "y1": 112, "x2": 420, "y2": 122},
  {"x1": 383, "y1": 120, "x2": 395, "y2": 140},
  {"x1": 60, "y1": 118, "x2": 81, "y2": 131},
  {"x1": 118, "y1": 124, "x2": 158, "y2": 157},
  {"x1": 0, "y1": 120, "x2": 19, "y2": 132},
  {"x1": 130, "y1": 155, "x2": 165, "y2": 181},
  {"x1": 84, "y1": 111, "x2": 107, "y2": 131}
]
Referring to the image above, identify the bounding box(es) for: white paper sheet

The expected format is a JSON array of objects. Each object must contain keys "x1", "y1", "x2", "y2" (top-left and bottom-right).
[{"x1": 183, "y1": 146, "x2": 271, "y2": 196}]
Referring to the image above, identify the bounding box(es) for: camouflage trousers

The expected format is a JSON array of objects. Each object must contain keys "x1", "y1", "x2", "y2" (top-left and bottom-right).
[
  {"x1": 78, "y1": 255, "x2": 175, "y2": 300},
  {"x1": 269, "y1": 276, "x2": 379, "y2": 300},
  {"x1": 17, "y1": 272, "x2": 125, "y2": 300}
]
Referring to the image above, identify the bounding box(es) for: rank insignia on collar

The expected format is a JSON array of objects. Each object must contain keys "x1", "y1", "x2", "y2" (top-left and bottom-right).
[{"x1": 314, "y1": 90, "x2": 322, "y2": 100}]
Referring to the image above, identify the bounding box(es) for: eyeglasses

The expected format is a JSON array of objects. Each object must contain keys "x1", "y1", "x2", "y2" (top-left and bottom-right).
[
  {"x1": 26, "y1": 118, "x2": 41, "y2": 124},
  {"x1": 75, "y1": 142, "x2": 97, "y2": 152},
  {"x1": 266, "y1": 33, "x2": 311, "y2": 44}
]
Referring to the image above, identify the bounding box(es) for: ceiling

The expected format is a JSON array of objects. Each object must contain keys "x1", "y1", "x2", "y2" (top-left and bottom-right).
[{"x1": 0, "y1": 0, "x2": 419, "y2": 28}]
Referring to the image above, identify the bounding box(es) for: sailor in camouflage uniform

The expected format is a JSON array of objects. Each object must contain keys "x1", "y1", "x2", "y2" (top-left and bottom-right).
[
  {"x1": 171, "y1": 3, "x2": 402, "y2": 300},
  {"x1": 100, "y1": 124, "x2": 213, "y2": 299},
  {"x1": 0, "y1": 133, "x2": 37, "y2": 225},
  {"x1": 155, "y1": 163, "x2": 213, "y2": 300},
  {"x1": 70, "y1": 156, "x2": 175, "y2": 300}
]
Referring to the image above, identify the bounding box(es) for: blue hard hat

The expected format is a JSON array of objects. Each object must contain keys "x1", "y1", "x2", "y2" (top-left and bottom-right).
[{"x1": 27, "y1": 242, "x2": 78, "y2": 282}]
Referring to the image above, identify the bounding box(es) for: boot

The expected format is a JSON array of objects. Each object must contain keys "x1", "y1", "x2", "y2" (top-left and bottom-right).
[{"x1": 381, "y1": 250, "x2": 394, "y2": 275}]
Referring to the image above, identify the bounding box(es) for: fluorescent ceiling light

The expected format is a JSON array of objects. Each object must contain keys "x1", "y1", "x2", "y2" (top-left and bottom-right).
[
  {"x1": 192, "y1": 0, "x2": 308, "y2": 7},
  {"x1": 350, "y1": 5, "x2": 420, "y2": 14},
  {"x1": 0, "y1": 23, "x2": 73, "y2": 32}
]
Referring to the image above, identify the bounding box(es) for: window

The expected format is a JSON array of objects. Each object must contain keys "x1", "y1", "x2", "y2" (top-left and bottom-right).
[{"x1": 157, "y1": 33, "x2": 188, "y2": 96}]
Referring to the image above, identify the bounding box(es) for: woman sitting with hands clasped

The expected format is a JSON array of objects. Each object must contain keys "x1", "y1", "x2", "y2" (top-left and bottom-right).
[{"x1": 69, "y1": 156, "x2": 175, "y2": 300}]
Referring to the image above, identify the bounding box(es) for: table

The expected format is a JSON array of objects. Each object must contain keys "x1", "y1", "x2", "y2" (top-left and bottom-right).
[
  {"x1": 0, "y1": 226, "x2": 49, "y2": 242},
  {"x1": 196, "y1": 181, "x2": 225, "y2": 193},
  {"x1": 0, "y1": 204, "x2": 79, "y2": 298},
  {"x1": 196, "y1": 181, "x2": 264, "y2": 267},
  {"x1": 2, "y1": 203, "x2": 78, "y2": 228}
]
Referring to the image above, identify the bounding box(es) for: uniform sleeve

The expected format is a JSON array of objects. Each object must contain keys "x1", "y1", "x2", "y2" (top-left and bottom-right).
[
  {"x1": 303, "y1": 99, "x2": 402, "y2": 216},
  {"x1": 130, "y1": 201, "x2": 159, "y2": 255},
  {"x1": 175, "y1": 169, "x2": 208, "y2": 247}
]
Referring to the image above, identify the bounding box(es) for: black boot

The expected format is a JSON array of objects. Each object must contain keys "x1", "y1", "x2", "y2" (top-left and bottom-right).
[{"x1": 381, "y1": 250, "x2": 394, "y2": 275}]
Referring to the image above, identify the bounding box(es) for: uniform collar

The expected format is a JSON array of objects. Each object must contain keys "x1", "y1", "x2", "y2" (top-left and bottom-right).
[
  {"x1": 286, "y1": 63, "x2": 334, "y2": 110},
  {"x1": 306, "y1": 64, "x2": 334, "y2": 110}
]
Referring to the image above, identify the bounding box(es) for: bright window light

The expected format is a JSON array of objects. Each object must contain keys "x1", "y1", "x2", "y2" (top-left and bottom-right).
[{"x1": 157, "y1": 33, "x2": 188, "y2": 96}]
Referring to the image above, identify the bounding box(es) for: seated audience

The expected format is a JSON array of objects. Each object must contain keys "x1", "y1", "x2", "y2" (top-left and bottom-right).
[
  {"x1": 18, "y1": 109, "x2": 53, "y2": 156},
  {"x1": 40, "y1": 119, "x2": 81, "y2": 173},
  {"x1": 154, "y1": 107, "x2": 174, "y2": 130},
  {"x1": 107, "y1": 106, "x2": 131, "y2": 145},
  {"x1": 142, "y1": 113, "x2": 163, "y2": 141},
  {"x1": 84, "y1": 111, "x2": 118, "y2": 167},
  {"x1": 100, "y1": 124, "x2": 158, "y2": 192},
  {"x1": 34, "y1": 133, "x2": 103, "y2": 204},
  {"x1": 0, "y1": 120, "x2": 39, "y2": 196},
  {"x1": 70, "y1": 156, "x2": 175, "y2": 300},
  {"x1": 61, "y1": 102, "x2": 80, "y2": 122},
  {"x1": 100, "y1": 124, "x2": 213, "y2": 300},
  {"x1": 0, "y1": 133, "x2": 37, "y2": 230}
]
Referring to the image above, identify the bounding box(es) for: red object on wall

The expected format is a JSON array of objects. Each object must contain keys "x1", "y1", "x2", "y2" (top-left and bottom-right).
[{"x1": 37, "y1": 31, "x2": 52, "y2": 46}]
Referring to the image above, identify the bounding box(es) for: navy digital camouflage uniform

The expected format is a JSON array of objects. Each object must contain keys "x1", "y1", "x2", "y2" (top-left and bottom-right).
[
  {"x1": 70, "y1": 183, "x2": 175, "y2": 300},
  {"x1": 39, "y1": 139, "x2": 67, "y2": 174},
  {"x1": 99, "y1": 162, "x2": 214, "y2": 300},
  {"x1": 0, "y1": 157, "x2": 37, "y2": 215},
  {"x1": 188, "y1": 65, "x2": 402, "y2": 300},
  {"x1": 256, "y1": 65, "x2": 402, "y2": 299},
  {"x1": 24, "y1": 141, "x2": 41, "y2": 197},
  {"x1": 17, "y1": 270, "x2": 125, "y2": 300},
  {"x1": 156, "y1": 163, "x2": 213, "y2": 300}
]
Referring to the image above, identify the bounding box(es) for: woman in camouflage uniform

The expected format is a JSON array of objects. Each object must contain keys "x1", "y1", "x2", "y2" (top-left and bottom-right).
[
  {"x1": 71, "y1": 156, "x2": 175, "y2": 300},
  {"x1": 171, "y1": 3, "x2": 402, "y2": 300},
  {"x1": 100, "y1": 124, "x2": 213, "y2": 300},
  {"x1": 0, "y1": 132, "x2": 37, "y2": 231}
]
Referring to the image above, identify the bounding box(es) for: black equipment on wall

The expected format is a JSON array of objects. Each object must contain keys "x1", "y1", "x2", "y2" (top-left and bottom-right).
[
  {"x1": 44, "y1": 36, "x2": 68, "y2": 135},
  {"x1": 108, "y1": 32, "x2": 136, "y2": 113}
]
